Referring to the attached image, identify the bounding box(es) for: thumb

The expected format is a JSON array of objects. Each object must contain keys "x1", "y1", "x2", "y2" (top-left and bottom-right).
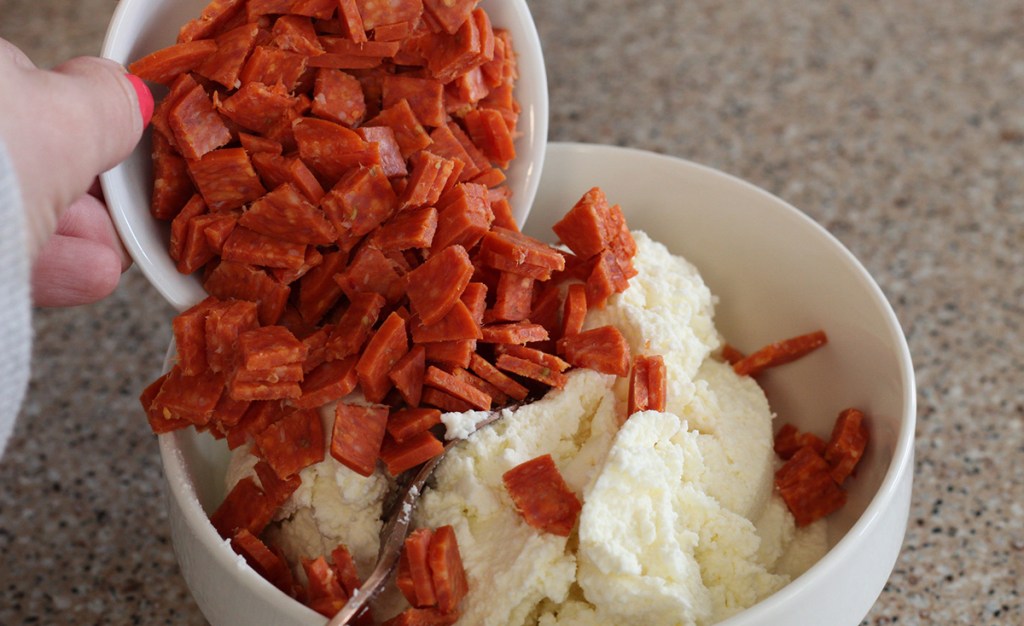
[{"x1": 1, "y1": 55, "x2": 150, "y2": 255}]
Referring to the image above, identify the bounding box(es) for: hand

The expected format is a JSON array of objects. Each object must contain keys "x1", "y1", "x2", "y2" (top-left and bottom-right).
[{"x1": 0, "y1": 38, "x2": 151, "y2": 307}]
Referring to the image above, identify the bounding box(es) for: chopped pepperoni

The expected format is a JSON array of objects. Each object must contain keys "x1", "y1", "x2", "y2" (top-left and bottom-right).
[
  {"x1": 502, "y1": 455, "x2": 581, "y2": 537},
  {"x1": 356, "y1": 311, "x2": 409, "y2": 402},
  {"x1": 627, "y1": 354, "x2": 667, "y2": 416},
  {"x1": 424, "y1": 365, "x2": 491, "y2": 410},
  {"x1": 293, "y1": 356, "x2": 359, "y2": 409},
  {"x1": 330, "y1": 402, "x2": 389, "y2": 477},
  {"x1": 495, "y1": 354, "x2": 567, "y2": 389},
  {"x1": 733, "y1": 330, "x2": 829, "y2": 377},
  {"x1": 420, "y1": 386, "x2": 474, "y2": 413},
  {"x1": 237, "y1": 326, "x2": 307, "y2": 370},
  {"x1": 560, "y1": 283, "x2": 587, "y2": 338},
  {"x1": 775, "y1": 446, "x2": 848, "y2": 527},
  {"x1": 231, "y1": 529, "x2": 296, "y2": 596},
  {"x1": 330, "y1": 543, "x2": 363, "y2": 598},
  {"x1": 427, "y1": 525, "x2": 469, "y2": 615},
  {"x1": 384, "y1": 343, "x2": 424, "y2": 406},
  {"x1": 720, "y1": 343, "x2": 746, "y2": 365},
  {"x1": 773, "y1": 423, "x2": 827, "y2": 460},
  {"x1": 128, "y1": 40, "x2": 218, "y2": 85},
  {"x1": 379, "y1": 430, "x2": 445, "y2": 476},
  {"x1": 398, "y1": 528, "x2": 437, "y2": 607},
  {"x1": 468, "y1": 353, "x2": 528, "y2": 401},
  {"x1": 480, "y1": 321, "x2": 548, "y2": 345},
  {"x1": 824, "y1": 408, "x2": 869, "y2": 484},
  {"x1": 557, "y1": 325, "x2": 631, "y2": 377},
  {"x1": 189, "y1": 147, "x2": 267, "y2": 212},
  {"x1": 303, "y1": 556, "x2": 349, "y2": 617},
  {"x1": 238, "y1": 183, "x2": 336, "y2": 245},
  {"x1": 404, "y1": 245, "x2": 474, "y2": 325},
  {"x1": 210, "y1": 476, "x2": 275, "y2": 538},
  {"x1": 387, "y1": 407, "x2": 442, "y2": 443},
  {"x1": 150, "y1": 364, "x2": 225, "y2": 425}
]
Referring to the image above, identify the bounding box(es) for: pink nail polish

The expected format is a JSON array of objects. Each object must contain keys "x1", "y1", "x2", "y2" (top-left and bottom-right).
[{"x1": 126, "y1": 73, "x2": 153, "y2": 129}]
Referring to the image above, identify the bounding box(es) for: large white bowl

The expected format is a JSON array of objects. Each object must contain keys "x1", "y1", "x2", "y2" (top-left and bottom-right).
[
  {"x1": 157, "y1": 143, "x2": 915, "y2": 625},
  {"x1": 99, "y1": 0, "x2": 549, "y2": 313}
]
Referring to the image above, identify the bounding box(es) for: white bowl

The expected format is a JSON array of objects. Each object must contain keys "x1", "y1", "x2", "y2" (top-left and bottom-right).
[
  {"x1": 156, "y1": 143, "x2": 915, "y2": 625},
  {"x1": 99, "y1": 0, "x2": 549, "y2": 313}
]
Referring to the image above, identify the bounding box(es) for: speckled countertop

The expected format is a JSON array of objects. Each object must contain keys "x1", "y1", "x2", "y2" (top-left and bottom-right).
[{"x1": 0, "y1": 0, "x2": 1021, "y2": 624}]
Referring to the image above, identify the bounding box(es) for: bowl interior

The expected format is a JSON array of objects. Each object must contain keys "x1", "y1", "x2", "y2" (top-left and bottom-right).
[
  {"x1": 160, "y1": 142, "x2": 915, "y2": 626},
  {"x1": 100, "y1": 0, "x2": 549, "y2": 313}
]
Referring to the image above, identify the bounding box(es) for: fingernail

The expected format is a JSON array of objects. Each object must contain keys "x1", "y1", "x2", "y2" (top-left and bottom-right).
[{"x1": 125, "y1": 73, "x2": 153, "y2": 129}]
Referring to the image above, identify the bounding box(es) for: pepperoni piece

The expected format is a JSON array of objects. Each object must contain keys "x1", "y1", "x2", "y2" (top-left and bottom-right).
[
  {"x1": 330, "y1": 543, "x2": 363, "y2": 598},
  {"x1": 335, "y1": 245, "x2": 405, "y2": 303},
  {"x1": 450, "y1": 368, "x2": 508, "y2": 407},
  {"x1": 330, "y1": 402, "x2": 390, "y2": 477},
  {"x1": 732, "y1": 330, "x2": 829, "y2": 377},
  {"x1": 382, "y1": 607, "x2": 460, "y2": 626},
  {"x1": 239, "y1": 183, "x2": 337, "y2": 245},
  {"x1": 585, "y1": 250, "x2": 631, "y2": 309},
  {"x1": 169, "y1": 195, "x2": 207, "y2": 264},
  {"x1": 293, "y1": 356, "x2": 359, "y2": 409},
  {"x1": 231, "y1": 529, "x2": 296, "y2": 597},
  {"x1": 502, "y1": 454, "x2": 581, "y2": 537},
  {"x1": 427, "y1": 124, "x2": 482, "y2": 181},
  {"x1": 379, "y1": 429, "x2": 445, "y2": 476},
  {"x1": 239, "y1": 45, "x2": 309, "y2": 91},
  {"x1": 356, "y1": 311, "x2": 409, "y2": 402},
  {"x1": 557, "y1": 325, "x2": 631, "y2": 377},
  {"x1": 253, "y1": 460, "x2": 301, "y2": 507},
  {"x1": 294, "y1": 117, "x2": 377, "y2": 184},
  {"x1": 426, "y1": 8, "x2": 491, "y2": 83},
  {"x1": 490, "y1": 272, "x2": 534, "y2": 322},
  {"x1": 488, "y1": 196, "x2": 515, "y2": 234},
  {"x1": 371, "y1": 21, "x2": 414, "y2": 42},
  {"x1": 221, "y1": 227, "x2": 308, "y2": 270},
  {"x1": 369, "y1": 207, "x2": 437, "y2": 252},
  {"x1": 128, "y1": 39, "x2": 218, "y2": 85},
  {"x1": 254, "y1": 408, "x2": 325, "y2": 479},
  {"x1": 463, "y1": 108, "x2": 515, "y2": 167},
  {"x1": 210, "y1": 476, "x2": 275, "y2": 538},
  {"x1": 773, "y1": 423, "x2": 827, "y2": 460},
  {"x1": 824, "y1": 408, "x2": 869, "y2": 484},
  {"x1": 177, "y1": 212, "x2": 231, "y2": 274},
  {"x1": 383, "y1": 74, "x2": 445, "y2": 128},
  {"x1": 387, "y1": 407, "x2": 442, "y2": 443},
  {"x1": 495, "y1": 354, "x2": 567, "y2": 389},
  {"x1": 167, "y1": 77, "x2": 232, "y2": 161},
  {"x1": 426, "y1": 525, "x2": 466, "y2": 614},
  {"x1": 420, "y1": 386, "x2": 473, "y2": 413},
  {"x1": 271, "y1": 15, "x2": 324, "y2": 55},
  {"x1": 357, "y1": 0, "x2": 423, "y2": 31},
  {"x1": 498, "y1": 344, "x2": 570, "y2": 373},
  {"x1": 404, "y1": 245, "x2": 473, "y2": 325},
  {"x1": 219, "y1": 82, "x2": 300, "y2": 137},
  {"x1": 151, "y1": 148, "x2": 195, "y2": 220},
  {"x1": 237, "y1": 325, "x2": 308, "y2": 369},
  {"x1": 189, "y1": 147, "x2": 267, "y2": 212},
  {"x1": 140, "y1": 373, "x2": 192, "y2": 434},
  {"x1": 320, "y1": 165, "x2": 399, "y2": 238},
  {"x1": 226, "y1": 400, "x2": 287, "y2": 450},
  {"x1": 551, "y1": 187, "x2": 615, "y2": 260},
  {"x1": 227, "y1": 377, "x2": 302, "y2": 402},
  {"x1": 356, "y1": 126, "x2": 407, "y2": 177},
  {"x1": 480, "y1": 321, "x2": 548, "y2": 345},
  {"x1": 627, "y1": 354, "x2": 667, "y2": 416},
  {"x1": 402, "y1": 151, "x2": 455, "y2": 210},
  {"x1": 719, "y1": 344, "x2": 746, "y2": 366},
  {"x1": 312, "y1": 68, "x2": 366, "y2": 126},
  {"x1": 326, "y1": 291, "x2": 387, "y2": 359},
  {"x1": 197, "y1": 22, "x2": 260, "y2": 88},
  {"x1": 431, "y1": 183, "x2": 493, "y2": 252},
  {"x1": 297, "y1": 249, "x2": 347, "y2": 325},
  {"x1": 172, "y1": 297, "x2": 218, "y2": 376},
  {"x1": 177, "y1": 0, "x2": 246, "y2": 42},
  {"x1": 388, "y1": 344, "x2": 426, "y2": 407},
  {"x1": 477, "y1": 227, "x2": 565, "y2": 276},
  {"x1": 397, "y1": 528, "x2": 437, "y2": 607},
  {"x1": 303, "y1": 556, "x2": 349, "y2": 617},
  {"x1": 151, "y1": 364, "x2": 225, "y2": 425},
  {"x1": 204, "y1": 261, "x2": 291, "y2": 326},
  {"x1": 467, "y1": 353, "x2": 528, "y2": 402},
  {"x1": 366, "y1": 98, "x2": 432, "y2": 158},
  {"x1": 423, "y1": 365, "x2": 491, "y2": 410},
  {"x1": 411, "y1": 301, "x2": 481, "y2": 344},
  {"x1": 560, "y1": 283, "x2": 587, "y2": 338},
  {"x1": 775, "y1": 446, "x2": 848, "y2": 527}
]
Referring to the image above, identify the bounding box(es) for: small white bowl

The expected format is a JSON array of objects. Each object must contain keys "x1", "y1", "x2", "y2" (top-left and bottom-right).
[
  {"x1": 99, "y1": 0, "x2": 549, "y2": 313},
  {"x1": 155, "y1": 142, "x2": 915, "y2": 626}
]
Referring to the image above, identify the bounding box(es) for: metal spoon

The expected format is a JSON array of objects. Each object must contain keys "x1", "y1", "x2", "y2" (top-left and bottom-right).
[{"x1": 325, "y1": 409, "x2": 507, "y2": 625}]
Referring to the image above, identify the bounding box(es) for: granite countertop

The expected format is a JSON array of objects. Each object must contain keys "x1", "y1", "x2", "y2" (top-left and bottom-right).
[{"x1": 1, "y1": 0, "x2": 1021, "y2": 624}]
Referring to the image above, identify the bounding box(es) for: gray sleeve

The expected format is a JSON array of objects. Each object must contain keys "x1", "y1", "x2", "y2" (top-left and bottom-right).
[{"x1": 0, "y1": 141, "x2": 33, "y2": 459}]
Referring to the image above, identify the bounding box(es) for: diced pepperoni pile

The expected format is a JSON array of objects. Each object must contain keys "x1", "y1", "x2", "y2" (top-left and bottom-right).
[
  {"x1": 389, "y1": 525, "x2": 468, "y2": 625},
  {"x1": 773, "y1": 407, "x2": 870, "y2": 526}
]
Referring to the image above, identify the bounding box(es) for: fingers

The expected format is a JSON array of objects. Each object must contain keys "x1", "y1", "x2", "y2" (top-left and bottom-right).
[
  {"x1": 0, "y1": 50, "x2": 150, "y2": 256},
  {"x1": 30, "y1": 194, "x2": 129, "y2": 307}
]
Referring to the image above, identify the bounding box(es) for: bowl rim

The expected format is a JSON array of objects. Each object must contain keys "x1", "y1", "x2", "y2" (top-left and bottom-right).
[{"x1": 158, "y1": 141, "x2": 917, "y2": 624}]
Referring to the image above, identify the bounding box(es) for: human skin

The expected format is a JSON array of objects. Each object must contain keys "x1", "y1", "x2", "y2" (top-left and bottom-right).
[{"x1": 0, "y1": 37, "x2": 149, "y2": 307}]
